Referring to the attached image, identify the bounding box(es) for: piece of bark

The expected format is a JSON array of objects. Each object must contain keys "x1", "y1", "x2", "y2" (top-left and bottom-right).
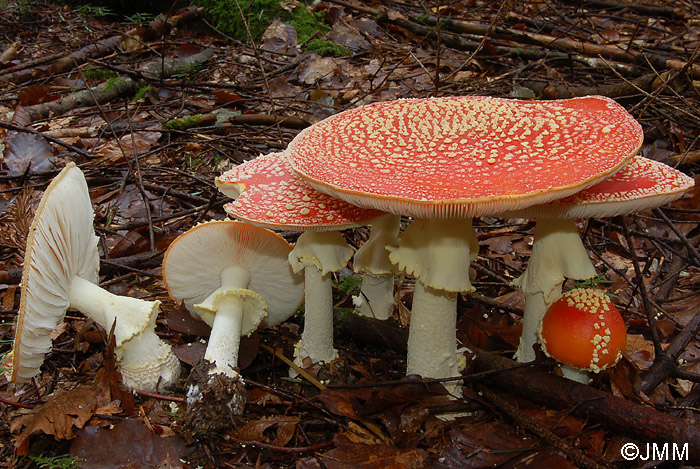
[
  {"x1": 473, "y1": 350, "x2": 700, "y2": 463},
  {"x1": 641, "y1": 310, "x2": 700, "y2": 394}
]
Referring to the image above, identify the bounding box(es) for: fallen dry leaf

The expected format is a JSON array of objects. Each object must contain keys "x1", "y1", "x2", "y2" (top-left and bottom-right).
[
  {"x1": 70, "y1": 418, "x2": 193, "y2": 468},
  {"x1": 229, "y1": 415, "x2": 300, "y2": 447},
  {"x1": 11, "y1": 385, "x2": 98, "y2": 455},
  {"x1": 299, "y1": 434, "x2": 427, "y2": 469}
]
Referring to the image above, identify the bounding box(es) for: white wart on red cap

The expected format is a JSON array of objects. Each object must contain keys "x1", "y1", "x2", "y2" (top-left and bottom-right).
[
  {"x1": 11, "y1": 163, "x2": 180, "y2": 391},
  {"x1": 511, "y1": 157, "x2": 694, "y2": 363},
  {"x1": 511, "y1": 156, "x2": 695, "y2": 219},
  {"x1": 217, "y1": 152, "x2": 384, "y2": 231},
  {"x1": 288, "y1": 95, "x2": 643, "y2": 218}
]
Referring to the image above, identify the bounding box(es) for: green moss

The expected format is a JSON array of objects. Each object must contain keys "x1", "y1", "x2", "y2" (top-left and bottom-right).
[
  {"x1": 305, "y1": 39, "x2": 351, "y2": 57},
  {"x1": 164, "y1": 114, "x2": 204, "y2": 130},
  {"x1": 133, "y1": 85, "x2": 154, "y2": 101},
  {"x1": 193, "y1": 0, "x2": 342, "y2": 55},
  {"x1": 82, "y1": 66, "x2": 116, "y2": 80}
]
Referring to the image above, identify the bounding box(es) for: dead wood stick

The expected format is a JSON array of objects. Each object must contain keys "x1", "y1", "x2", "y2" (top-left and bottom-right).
[
  {"x1": 522, "y1": 74, "x2": 658, "y2": 99},
  {"x1": 0, "y1": 51, "x2": 65, "y2": 76},
  {"x1": 473, "y1": 350, "x2": 700, "y2": 463},
  {"x1": 559, "y1": 0, "x2": 682, "y2": 19},
  {"x1": 417, "y1": 15, "x2": 700, "y2": 78},
  {"x1": 480, "y1": 387, "x2": 606, "y2": 469},
  {"x1": 0, "y1": 120, "x2": 93, "y2": 158},
  {"x1": 642, "y1": 310, "x2": 700, "y2": 394},
  {"x1": 0, "y1": 7, "x2": 203, "y2": 86},
  {"x1": 23, "y1": 49, "x2": 214, "y2": 121},
  {"x1": 0, "y1": 35, "x2": 124, "y2": 85}
]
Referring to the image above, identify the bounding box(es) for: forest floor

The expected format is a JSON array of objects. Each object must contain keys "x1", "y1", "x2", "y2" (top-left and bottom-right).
[{"x1": 0, "y1": 0, "x2": 699, "y2": 467}]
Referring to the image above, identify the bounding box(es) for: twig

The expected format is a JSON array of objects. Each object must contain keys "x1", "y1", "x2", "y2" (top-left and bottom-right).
[
  {"x1": 224, "y1": 434, "x2": 333, "y2": 453},
  {"x1": 0, "y1": 396, "x2": 35, "y2": 409},
  {"x1": 654, "y1": 208, "x2": 700, "y2": 266},
  {"x1": 0, "y1": 121, "x2": 93, "y2": 159},
  {"x1": 480, "y1": 386, "x2": 607, "y2": 469},
  {"x1": 133, "y1": 389, "x2": 185, "y2": 403},
  {"x1": 621, "y1": 218, "x2": 663, "y2": 357},
  {"x1": 259, "y1": 344, "x2": 326, "y2": 391}
]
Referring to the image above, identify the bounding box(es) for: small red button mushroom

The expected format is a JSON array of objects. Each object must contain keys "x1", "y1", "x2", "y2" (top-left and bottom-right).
[{"x1": 539, "y1": 288, "x2": 627, "y2": 382}]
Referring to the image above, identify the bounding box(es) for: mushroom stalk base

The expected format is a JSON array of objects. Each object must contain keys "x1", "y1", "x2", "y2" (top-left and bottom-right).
[
  {"x1": 295, "y1": 265, "x2": 338, "y2": 368},
  {"x1": 514, "y1": 290, "x2": 559, "y2": 363},
  {"x1": 119, "y1": 329, "x2": 180, "y2": 392},
  {"x1": 354, "y1": 272, "x2": 395, "y2": 320},
  {"x1": 407, "y1": 281, "x2": 461, "y2": 396}
]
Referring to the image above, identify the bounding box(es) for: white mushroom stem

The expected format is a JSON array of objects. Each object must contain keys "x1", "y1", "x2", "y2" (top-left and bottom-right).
[
  {"x1": 289, "y1": 231, "x2": 354, "y2": 367},
  {"x1": 407, "y1": 281, "x2": 459, "y2": 379},
  {"x1": 68, "y1": 276, "x2": 155, "y2": 346},
  {"x1": 296, "y1": 265, "x2": 337, "y2": 364},
  {"x1": 205, "y1": 293, "x2": 244, "y2": 377},
  {"x1": 195, "y1": 265, "x2": 258, "y2": 378},
  {"x1": 66, "y1": 276, "x2": 179, "y2": 391},
  {"x1": 353, "y1": 214, "x2": 400, "y2": 320},
  {"x1": 388, "y1": 217, "x2": 479, "y2": 395},
  {"x1": 512, "y1": 217, "x2": 597, "y2": 363}
]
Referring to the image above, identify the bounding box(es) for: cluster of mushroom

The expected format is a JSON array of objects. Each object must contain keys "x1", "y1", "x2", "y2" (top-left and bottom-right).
[
  {"x1": 7, "y1": 96, "x2": 695, "y2": 415},
  {"x1": 214, "y1": 95, "x2": 693, "y2": 391}
]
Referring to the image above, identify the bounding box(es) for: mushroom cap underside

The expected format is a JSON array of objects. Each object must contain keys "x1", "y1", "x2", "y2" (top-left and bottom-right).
[
  {"x1": 162, "y1": 220, "x2": 304, "y2": 327},
  {"x1": 12, "y1": 163, "x2": 100, "y2": 382}
]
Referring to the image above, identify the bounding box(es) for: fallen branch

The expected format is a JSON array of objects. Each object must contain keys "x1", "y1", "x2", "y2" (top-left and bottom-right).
[
  {"x1": 0, "y1": 7, "x2": 203, "y2": 86},
  {"x1": 24, "y1": 49, "x2": 214, "y2": 121},
  {"x1": 473, "y1": 350, "x2": 700, "y2": 463},
  {"x1": 480, "y1": 386, "x2": 605, "y2": 469}
]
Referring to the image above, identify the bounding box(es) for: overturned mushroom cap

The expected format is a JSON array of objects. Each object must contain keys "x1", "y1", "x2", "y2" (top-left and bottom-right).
[
  {"x1": 162, "y1": 220, "x2": 304, "y2": 328},
  {"x1": 288, "y1": 95, "x2": 643, "y2": 218},
  {"x1": 217, "y1": 152, "x2": 384, "y2": 231},
  {"x1": 12, "y1": 163, "x2": 100, "y2": 381}
]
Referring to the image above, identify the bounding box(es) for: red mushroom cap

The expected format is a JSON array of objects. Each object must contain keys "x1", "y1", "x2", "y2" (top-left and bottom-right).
[
  {"x1": 539, "y1": 288, "x2": 626, "y2": 372},
  {"x1": 216, "y1": 152, "x2": 384, "y2": 231},
  {"x1": 508, "y1": 156, "x2": 695, "y2": 219},
  {"x1": 288, "y1": 96, "x2": 643, "y2": 218}
]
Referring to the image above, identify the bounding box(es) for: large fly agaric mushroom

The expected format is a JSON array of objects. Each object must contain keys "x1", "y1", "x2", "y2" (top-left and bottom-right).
[
  {"x1": 539, "y1": 288, "x2": 627, "y2": 382},
  {"x1": 508, "y1": 156, "x2": 694, "y2": 364},
  {"x1": 215, "y1": 152, "x2": 394, "y2": 368},
  {"x1": 287, "y1": 95, "x2": 642, "y2": 389},
  {"x1": 162, "y1": 219, "x2": 303, "y2": 429},
  {"x1": 10, "y1": 163, "x2": 180, "y2": 392}
]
